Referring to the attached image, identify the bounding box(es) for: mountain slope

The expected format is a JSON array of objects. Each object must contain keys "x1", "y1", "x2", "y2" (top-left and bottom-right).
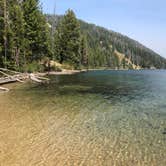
[{"x1": 47, "y1": 15, "x2": 166, "y2": 69}]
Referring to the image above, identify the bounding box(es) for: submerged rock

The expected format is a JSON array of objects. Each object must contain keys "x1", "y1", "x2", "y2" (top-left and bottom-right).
[{"x1": 162, "y1": 128, "x2": 166, "y2": 135}]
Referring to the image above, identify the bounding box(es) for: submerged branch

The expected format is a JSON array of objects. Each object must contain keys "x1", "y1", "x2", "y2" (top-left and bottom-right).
[{"x1": 0, "y1": 86, "x2": 9, "y2": 92}]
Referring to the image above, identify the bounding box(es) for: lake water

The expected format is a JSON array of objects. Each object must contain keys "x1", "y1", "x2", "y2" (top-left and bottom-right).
[{"x1": 0, "y1": 70, "x2": 166, "y2": 166}]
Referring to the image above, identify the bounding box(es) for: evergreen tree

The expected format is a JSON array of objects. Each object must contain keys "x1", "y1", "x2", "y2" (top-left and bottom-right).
[
  {"x1": 55, "y1": 10, "x2": 81, "y2": 68},
  {"x1": 9, "y1": 0, "x2": 25, "y2": 69},
  {"x1": 0, "y1": 0, "x2": 14, "y2": 68},
  {"x1": 22, "y1": 0, "x2": 50, "y2": 62}
]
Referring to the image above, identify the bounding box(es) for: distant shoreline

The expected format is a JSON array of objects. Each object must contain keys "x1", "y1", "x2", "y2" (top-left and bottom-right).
[
  {"x1": 36, "y1": 69, "x2": 87, "y2": 76},
  {"x1": 38, "y1": 68, "x2": 165, "y2": 77}
]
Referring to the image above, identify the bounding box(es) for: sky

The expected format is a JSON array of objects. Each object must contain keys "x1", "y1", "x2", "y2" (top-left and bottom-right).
[{"x1": 40, "y1": 0, "x2": 166, "y2": 58}]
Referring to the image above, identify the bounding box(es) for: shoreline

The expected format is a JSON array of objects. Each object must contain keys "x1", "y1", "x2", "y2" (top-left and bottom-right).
[
  {"x1": 0, "y1": 69, "x2": 87, "y2": 89},
  {"x1": 45, "y1": 69, "x2": 87, "y2": 75},
  {"x1": 32, "y1": 69, "x2": 87, "y2": 77},
  {"x1": 0, "y1": 69, "x2": 165, "y2": 92}
]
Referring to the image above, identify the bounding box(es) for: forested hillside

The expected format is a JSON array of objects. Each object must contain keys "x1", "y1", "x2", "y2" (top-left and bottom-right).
[
  {"x1": 47, "y1": 15, "x2": 166, "y2": 69},
  {"x1": 80, "y1": 21, "x2": 166, "y2": 69},
  {"x1": 0, "y1": 0, "x2": 166, "y2": 71}
]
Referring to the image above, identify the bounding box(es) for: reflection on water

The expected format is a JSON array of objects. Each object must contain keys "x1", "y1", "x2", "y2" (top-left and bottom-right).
[{"x1": 0, "y1": 70, "x2": 166, "y2": 165}]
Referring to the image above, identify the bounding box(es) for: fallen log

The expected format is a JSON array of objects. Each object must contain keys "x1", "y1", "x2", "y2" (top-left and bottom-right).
[
  {"x1": 0, "y1": 73, "x2": 28, "y2": 85},
  {"x1": 0, "y1": 68, "x2": 49, "y2": 92},
  {"x1": 0, "y1": 73, "x2": 48, "y2": 85},
  {"x1": 0, "y1": 86, "x2": 9, "y2": 92},
  {"x1": 0, "y1": 68, "x2": 21, "y2": 74},
  {"x1": 0, "y1": 77, "x2": 18, "y2": 85},
  {"x1": 29, "y1": 74, "x2": 42, "y2": 83},
  {"x1": 0, "y1": 70, "x2": 11, "y2": 77}
]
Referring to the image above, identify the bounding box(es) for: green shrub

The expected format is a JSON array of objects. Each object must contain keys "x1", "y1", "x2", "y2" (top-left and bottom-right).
[
  {"x1": 24, "y1": 62, "x2": 44, "y2": 73},
  {"x1": 49, "y1": 65, "x2": 62, "y2": 72}
]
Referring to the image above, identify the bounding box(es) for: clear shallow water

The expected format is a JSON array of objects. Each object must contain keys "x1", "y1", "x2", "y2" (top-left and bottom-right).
[{"x1": 0, "y1": 70, "x2": 166, "y2": 166}]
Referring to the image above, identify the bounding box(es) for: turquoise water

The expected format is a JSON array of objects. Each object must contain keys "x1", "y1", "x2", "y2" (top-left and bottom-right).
[{"x1": 0, "y1": 70, "x2": 166, "y2": 165}]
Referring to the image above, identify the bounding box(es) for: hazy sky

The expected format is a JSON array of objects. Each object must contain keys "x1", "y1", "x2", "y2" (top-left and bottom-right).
[{"x1": 40, "y1": 0, "x2": 166, "y2": 58}]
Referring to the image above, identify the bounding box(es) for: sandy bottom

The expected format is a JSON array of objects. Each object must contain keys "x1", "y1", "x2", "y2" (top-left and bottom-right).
[{"x1": 0, "y1": 71, "x2": 166, "y2": 165}]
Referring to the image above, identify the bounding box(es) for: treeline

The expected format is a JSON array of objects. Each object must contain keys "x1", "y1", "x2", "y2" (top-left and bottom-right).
[
  {"x1": 0, "y1": 0, "x2": 51, "y2": 71},
  {"x1": 0, "y1": 0, "x2": 166, "y2": 71},
  {"x1": 0, "y1": 0, "x2": 88, "y2": 71}
]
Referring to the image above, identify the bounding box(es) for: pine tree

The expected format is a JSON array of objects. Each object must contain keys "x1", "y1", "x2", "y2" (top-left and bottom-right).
[
  {"x1": 9, "y1": 0, "x2": 25, "y2": 69},
  {"x1": 0, "y1": 0, "x2": 51, "y2": 70},
  {"x1": 22, "y1": 0, "x2": 50, "y2": 63},
  {"x1": 0, "y1": 0, "x2": 14, "y2": 68},
  {"x1": 56, "y1": 9, "x2": 81, "y2": 68}
]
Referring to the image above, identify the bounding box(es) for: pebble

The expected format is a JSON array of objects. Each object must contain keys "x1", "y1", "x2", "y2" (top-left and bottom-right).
[
  {"x1": 162, "y1": 128, "x2": 166, "y2": 135},
  {"x1": 162, "y1": 131, "x2": 166, "y2": 135}
]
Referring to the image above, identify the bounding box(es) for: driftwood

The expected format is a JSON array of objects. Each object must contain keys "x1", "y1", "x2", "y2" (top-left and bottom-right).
[
  {"x1": 0, "y1": 72, "x2": 28, "y2": 85},
  {"x1": 29, "y1": 74, "x2": 42, "y2": 83},
  {"x1": 0, "y1": 68, "x2": 21, "y2": 74},
  {"x1": 0, "y1": 77, "x2": 18, "y2": 85},
  {"x1": 0, "y1": 70, "x2": 10, "y2": 77},
  {"x1": 0, "y1": 86, "x2": 9, "y2": 92},
  {"x1": 0, "y1": 68, "x2": 49, "y2": 91}
]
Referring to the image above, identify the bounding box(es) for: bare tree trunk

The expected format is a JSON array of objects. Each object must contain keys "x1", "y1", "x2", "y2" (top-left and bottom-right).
[
  {"x1": 15, "y1": 47, "x2": 20, "y2": 67},
  {"x1": 3, "y1": 0, "x2": 7, "y2": 68}
]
